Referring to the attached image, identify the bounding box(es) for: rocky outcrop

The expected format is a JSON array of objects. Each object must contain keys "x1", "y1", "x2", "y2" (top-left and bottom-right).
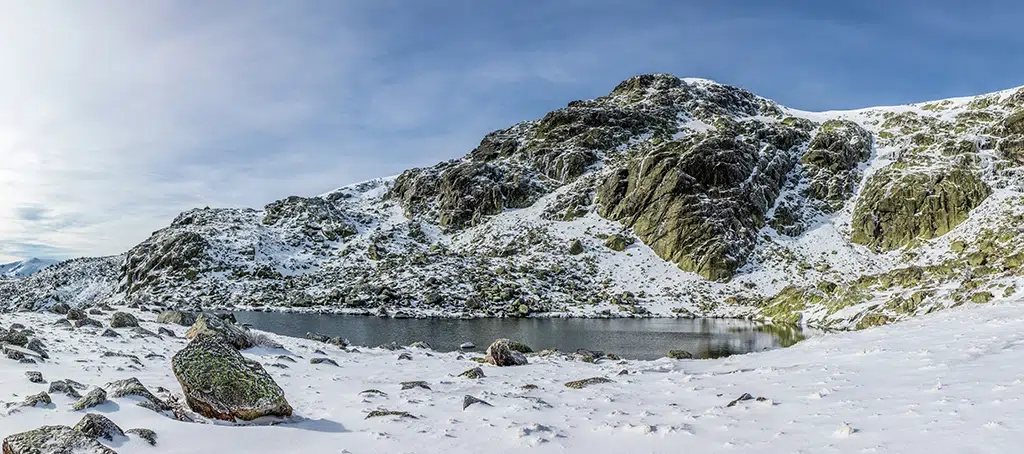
[
  {"x1": 171, "y1": 336, "x2": 292, "y2": 421},
  {"x1": 851, "y1": 164, "x2": 990, "y2": 250}
]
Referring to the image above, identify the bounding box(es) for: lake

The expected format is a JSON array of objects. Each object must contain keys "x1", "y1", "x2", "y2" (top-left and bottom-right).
[{"x1": 234, "y1": 311, "x2": 806, "y2": 360}]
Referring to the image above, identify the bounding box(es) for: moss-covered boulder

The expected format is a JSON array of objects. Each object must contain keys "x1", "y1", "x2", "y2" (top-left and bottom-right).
[
  {"x1": 603, "y1": 234, "x2": 634, "y2": 252},
  {"x1": 156, "y1": 310, "x2": 196, "y2": 326},
  {"x1": 2, "y1": 426, "x2": 116, "y2": 454},
  {"x1": 851, "y1": 165, "x2": 990, "y2": 250},
  {"x1": 171, "y1": 336, "x2": 292, "y2": 421},
  {"x1": 483, "y1": 338, "x2": 528, "y2": 366}
]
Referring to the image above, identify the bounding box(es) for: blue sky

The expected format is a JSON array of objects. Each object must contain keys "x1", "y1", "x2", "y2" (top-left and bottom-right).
[{"x1": 0, "y1": 0, "x2": 1022, "y2": 261}]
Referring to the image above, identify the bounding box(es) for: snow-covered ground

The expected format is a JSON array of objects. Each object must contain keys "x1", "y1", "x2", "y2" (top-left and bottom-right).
[{"x1": 3, "y1": 300, "x2": 1024, "y2": 453}]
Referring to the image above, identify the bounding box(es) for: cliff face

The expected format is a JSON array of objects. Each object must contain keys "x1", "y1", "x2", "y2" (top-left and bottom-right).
[{"x1": 5, "y1": 74, "x2": 1024, "y2": 330}]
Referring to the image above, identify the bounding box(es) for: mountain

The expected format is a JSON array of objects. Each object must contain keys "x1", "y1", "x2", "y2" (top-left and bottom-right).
[
  {"x1": 0, "y1": 257, "x2": 57, "y2": 278},
  {"x1": 2, "y1": 74, "x2": 1023, "y2": 330}
]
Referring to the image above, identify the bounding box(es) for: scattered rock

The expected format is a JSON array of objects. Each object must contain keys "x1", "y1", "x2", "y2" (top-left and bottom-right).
[
  {"x1": 484, "y1": 339, "x2": 528, "y2": 367},
  {"x1": 73, "y1": 413, "x2": 125, "y2": 441},
  {"x1": 157, "y1": 310, "x2": 196, "y2": 326},
  {"x1": 49, "y1": 380, "x2": 83, "y2": 399},
  {"x1": 109, "y1": 312, "x2": 139, "y2": 328},
  {"x1": 564, "y1": 377, "x2": 614, "y2": 389},
  {"x1": 459, "y1": 367, "x2": 485, "y2": 379},
  {"x1": 66, "y1": 308, "x2": 87, "y2": 321},
  {"x1": 157, "y1": 327, "x2": 176, "y2": 337},
  {"x1": 462, "y1": 395, "x2": 492, "y2": 410},
  {"x1": 408, "y1": 341, "x2": 432, "y2": 349},
  {"x1": 667, "y1": 350, "x2": 693, "y2": 359},
  {"x1": 275, "y1": 355, "x2": 297, "y2": 363},
  {"x1": 400, "y1": 381, "x2": 431, "y2": 391},
  {"x1": 171, "y1": 336, "x2": 292, "y2": 421},
  {"x1": 377, "y1": 341, "x2": 401, "y2": 351},
  {"x1": 359, "y1": 389, "x2": 388, "y2": 397},
  {"x1": 72, "y1": 388, "x2": 108, "y2": 411},
  {"x1": 104, "y1": 377, "x2": 170, "y2": 411},
  {"x1": 74, "y1": 318, "x2": 103, "y2": 329},
  {"x1": 397, "y1": 352, "x2": 413, "y2": 361},
  {"x1": 126, "y1": 428, "x2": 157, "y2": 446},
  {"x1": 50, "y1": 302, "x2": 71, "y2": 314},
  {"x1": 365, "y1": 410, "x2": 416, "y2": 419},
  {"x1": 21, "y1": 392, "x2": 52, "y2": 408},
  {"x1": 0, "y1": 328, "x2": 29, "y2": 346},
  {"x1": 25, "y1": 371, "x2": 44, "y2": 383},
  {"x1": 725, "y1": 392, "x2": 769, "y2": 407},
  {"x1": 2, "y1": 425, "x2": 116, "y2": 454},
  {"x1": 100, "y1": 329, "x2": 121, "y2": 338},
  {"x1": 568, "y1": 239, "x2": 585, "y2": 255},
  {"x1": 24, "y1": 339, "x2": 49, "y2": 359},
  {"x1": 131, "y1": 327, "x2": 160, "y2": 338},
  {"x1": 310, "y1": 357, "x2": 339, "y2": 366}
]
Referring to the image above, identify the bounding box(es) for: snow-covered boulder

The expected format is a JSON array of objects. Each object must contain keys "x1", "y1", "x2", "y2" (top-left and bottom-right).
[{"x1": 2, "y1": 425, "x2": 116, "y2": 454}]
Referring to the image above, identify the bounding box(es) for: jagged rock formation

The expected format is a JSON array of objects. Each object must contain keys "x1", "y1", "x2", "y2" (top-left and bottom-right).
[{"x1": 1, "y1": 74, "x2": 1023, "y2": 331}]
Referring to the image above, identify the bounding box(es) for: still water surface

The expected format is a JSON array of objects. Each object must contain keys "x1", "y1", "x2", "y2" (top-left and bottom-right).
[{"x1": 235, "y1": 311, "x2": 805, "y2": 360}]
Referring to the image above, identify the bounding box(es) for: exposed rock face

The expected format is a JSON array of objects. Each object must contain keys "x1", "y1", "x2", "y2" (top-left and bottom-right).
[
  {"x1": 484, "y1": 339, "x2": 528, "y2": 366},
  {"x1": 851, "y1": 164, "x2": 990, "y2": 250},
  {"x1": 800, "y1": 120, "x2": 874, "y2": 209},
  {"x1": 171, "y1": 336, "x2": 292, "y2": 421},
  {"x1": 598, "y1": 119, "x2": 808, "y2": 280},
  {"x1": 2, "y1": 426, "x2": 116, "y2": 454}
]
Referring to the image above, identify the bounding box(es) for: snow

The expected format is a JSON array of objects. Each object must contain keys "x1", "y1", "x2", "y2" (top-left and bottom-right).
[
  {"x1": 3, "y1": 301, "x2": 1024, "y2": 452},
  {"x1": 0, "y1": 258, "x2": 57, "y2": 279}
]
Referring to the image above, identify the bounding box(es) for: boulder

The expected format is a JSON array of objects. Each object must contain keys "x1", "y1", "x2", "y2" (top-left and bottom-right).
[
  {"x1": 73, "y1": 318, "x2": 103, "y2": 329},
  {"x1": 2, "y1": 426, "x2": 116, "y2": 454},
  {"x1": 104, "y1": 377, "x2": 170, "y2": 411},
  {"x1": 21, "y1": 392, "x2": 51, "y2": 408},
  {"x1": 109, "y1": 312, "x2": 139, "y2": 328},
  {"x1": 0, "y1": 328, "x2": 29, "y2": 346},
  {"x1": 157, "y1": 310, "x2": 196, "y2": 326},
  {"x1": 157, "y1": 327, "x2": 176, "y2": 337},
  {"x1": 73, "y1": 413, "x2": 124, "y2": 441},
  {"x1": 667, "y1": 350, "x2": 693, "y2": 359},
  {"x1": 462, "y1": 395, "x2": 492, "y2": 410},
  {"x1": 459, "y1": 367, "x2": 485, "y2": 379},
  {"x1": 171, "y1": 336, "x2": 292, "y2": 421},
  {"x1": 50, "y1": 302, "x2": 71, "y2": 315},
  {"x1": 484, "y1": 339, "x2": 528, "y2": 366},
  {"x1": 66, "y1": 308, "x2": 87, "y2": 321},
  {"x1": 25, "y1": 371, "x2": 44, "y2": 383},
  {"x1": 49, "y1": 380, "x2": 83, "y2": 399},
  {"x1": 564, "y1": 377, "x2": 614, "y2": 389},
  {"x1": 184, "y1": 313, "x2": 252, "y2": 350},
  {"x1": 126, "y1": 428, "x2": 157, "y2": 446},
  {"x1": 72, "y1": 388, "x2": 107, "y2": 411}
]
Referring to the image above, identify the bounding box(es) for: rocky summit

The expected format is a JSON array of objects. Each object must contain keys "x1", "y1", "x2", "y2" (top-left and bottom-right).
[{"x1": 1, "y1": 74, "x2": 1023, "y2": 329}]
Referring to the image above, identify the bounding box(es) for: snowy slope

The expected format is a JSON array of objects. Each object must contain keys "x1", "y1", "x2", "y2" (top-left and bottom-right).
[
  {"x1": 0, "y1": 258, "x2": 56, "y2": 278},
  {"x1": 1, "y1": 74, "x2": 1023, "y2": 332},
  {"x1": 3, "y1": 296, "x2": 1024, "y2": 452}
]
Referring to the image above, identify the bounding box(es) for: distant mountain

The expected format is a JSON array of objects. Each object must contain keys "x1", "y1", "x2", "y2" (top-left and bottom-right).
[
  {"x1": 0, "y1": 258, "x2": 57, "y2": 278},
  {"x1": 1, "y1": 74, "x2": 1023, "y2": 330}
]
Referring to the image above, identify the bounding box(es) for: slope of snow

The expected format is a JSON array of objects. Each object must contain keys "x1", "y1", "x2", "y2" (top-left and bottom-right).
[
  {"x1": 0, "y1": 258, "x2": 57, "y2": 278},
  {"x1": 3, "y1": 298, "x2": 1024, "y2": 452}
]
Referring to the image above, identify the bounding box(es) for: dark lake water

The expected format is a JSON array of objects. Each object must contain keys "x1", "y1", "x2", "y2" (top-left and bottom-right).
[{"x1": 234, "y1": 312, "x2": 806, "y2": 360}]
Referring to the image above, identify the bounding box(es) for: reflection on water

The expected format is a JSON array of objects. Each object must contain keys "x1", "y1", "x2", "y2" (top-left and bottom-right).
[{"x1": 234, "y1": 312, "x2": 806, "y2": 361}]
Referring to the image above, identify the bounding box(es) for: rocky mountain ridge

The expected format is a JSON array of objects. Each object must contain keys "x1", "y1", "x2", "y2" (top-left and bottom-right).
[
  {"x1": 0, "y1": 258, "x2": 57, "y2": 279},
  {"x1": 3, "y1": 74, "x2": 1023, "y2": 330}
]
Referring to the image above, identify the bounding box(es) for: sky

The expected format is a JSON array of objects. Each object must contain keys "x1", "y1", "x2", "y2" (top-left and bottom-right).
[{"x1": 0, "y1": 0, "x2": 1022, "y2": 262}]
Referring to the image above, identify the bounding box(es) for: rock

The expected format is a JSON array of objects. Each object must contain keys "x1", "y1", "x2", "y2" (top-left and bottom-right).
[
  {"x1": 568, "y1": 239, "x2": 585, "y2": 255},
  {"x1": 484, "y1": 339, "x2": 528, "y2": 367},
  {"x1": 462, "y1": 395, "x2": 492, "y2": 410},
  {"x1": 0, "y1": 328, "x2": 29, "y2": 346},
  {"x1": 73, "y1": 413, "x2": 125, "y2": 441},
  {"x1": 72, "y1": 388, "x2": 108, "y2": 411},
  {"x1": 310, "y1": 357, "x2": 339, "y2": 366},
  {"x1": 171, "y1": 336, "x2": 292, "y2": 421},
  {"x1": 89, "y1": 309, "x2": 104, "y2": 316},
  {"x1": 304, "y1": 332, "x2": 330, "y2": 343},
  {"x1": 50, "y1": 302, "x2": 71, "y2": 314},
  {"x1": 74, "y1": 318, "x2": 103, "y2": 329},
  {"x1": 104, "y1": 377, "x2": 170, "y2": 411},
  {"x1": 397, "y1": 352, "x2": 412, "y2": 361},
  {"x1": 184, "y1": 313, "x2": 252, "y2": 350},
  {"x1": 21, "y1": 392, "x2": 51, "y2": 407},
  {"x1": 49, "y1": 380, "x2": 83, "y2": 399},
  {"x1": 400, "y1": 381, "x2": 430, "y2": 391},
  {"x1": 157, "y1": 310, "x2": 196, "y2": 326},
  {"x1": 365, "y1": 410, "x2": 416, "y2": 419},
  {"x1": 459, "y1": 342, "x2": 475, "y2": 349},
  {"x1": 603, "y1": 234, "x2": 634, "y2": 252},
  {"x1": 377, "y1": 341, "x2": 401, "y2": 351},
  {"x1": 725, "y1": 392, "x2": 768, "y2": 407},
  {"x1": 459, "y1": 367, "x2": 485, "y2": 379},
  {"x1": 2, "y1": 425, "x2": 117, "y2": 454},
  {"x1": 100, "y1": 329, "x2": 121, "y2": 338},
  {"x1": 24, "y1": 339, "x2": 49, "y2": 359},
  {"x1": 564, "y1": 377, "x2": 614, "y2": 389},
  {"x1": 157, "y1": 327, "x2": 176, "y2": 337},
  {"x1": 25, "y1": 371, "x2": 44, "y2": 383},
  {"x1": 408, "y1": 341, "x2": 432, "y2": 349},
  {"x1": 275, "y1": 355, "x2": 297, "y2": 363},
  {"x1": 109, "y1": 312, "x2": 139, "y2": 328},
  {"x1": 131, "y1": 327, "x2": 159, "y2": 337},
  {"x1": 126, "y1": 428, "x2": 157, "y2": 446},
  {"x1": 667, "y1": 349, "x2": 693, "y2": 359},
  {"x1": 359, "y1": 389, "x2": 388, "y2": 397},
  {"x1": 66, "y1": 308, "x2": 87, "y2": 321}
]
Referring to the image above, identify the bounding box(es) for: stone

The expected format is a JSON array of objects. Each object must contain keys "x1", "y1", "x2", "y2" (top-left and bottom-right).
[
  {"x1": 66, "y1": 308, "x2": 87, "y2": 321},
  {"x1": 564, "y1": 377, "x2": 614, "y2": 389},
  {"x1": 667, "y1": 350, "x2": 693, "y2": 359},
  {"x1": 484, "y1": 339, "x2": 528, "y2": 367},
  {"x1": 157, "y1": 327, "x2": 176, "y2": 337},
  {"x1": 309, "y1": 357, "x2": 339, "y2": 366},
  {"x1": 100, "y1": 329, "x2": 121, "y2": 338},
  {"x1": 72, "y1": 388, "x2": 108, "y2": 411},
  {"x1": 25, "y1": 371, "x2": 44, "y2": 383},
  {"x1": 104, "y1": 377, "x2": 170, "y2": 411},
  {"x1": 126, "y1": 428, "x2": 157, "y2": 446},
  {"x1": 171, "y1": 336, "x2": 292, "y2": 421},
  {"x1": 365, "y1": 410, "x2": 416, "y2": 419},
  {"x1": 109, "y1": 312, "x2": 139, "y2": 328},
  {"x1": 459, "y1": 367, "x2": 485, "y2": 379},
  {"x1": 400, "y1": 381, "x2": 431, "y2": 391},
  {"x1": 359, "y1": 389, "x2": 388, "y2": 397},
  {"x1": 408, "y1": 341, "x2": 432, "y2": 349},
  {"x1": 49, "y1": 380, "x2": 83, "y2": 399},
  {"x1": 184, "y1": 313, "x2": 252, "y2": 350},
  {"x1": 568, "y1": 239, "x2": 585, "y2": 255},
  {"x1": 24, "y1": 339, "x2": 49, "y2": 359},
  {"x1": 157, "y1": 310, "x2": 197, "y2": 326},
  {"x1": 74, "y1": 318, "x2": 103, "y2": 329},
  {"x1": 73, "y1": 413, "x2": 125, "y2": 441},
  {"x1": 1, "y1": 425, "x2": 116, "y2": 454},
  {"x1": 50, "y1": 302, "x2": 71, "y2": 314},
  {"x1": 462, "y1": 395, "x2": 492, "y2": 410},
  {"x1": 21, "y1": 392, "x2": 51, "y2": 408},
  {"x1": 397, "y1": 352, "x2": 412, "y2": 361},
  {"x1": 0, "y1": 328, "x2": 29, "y2": 346}
]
